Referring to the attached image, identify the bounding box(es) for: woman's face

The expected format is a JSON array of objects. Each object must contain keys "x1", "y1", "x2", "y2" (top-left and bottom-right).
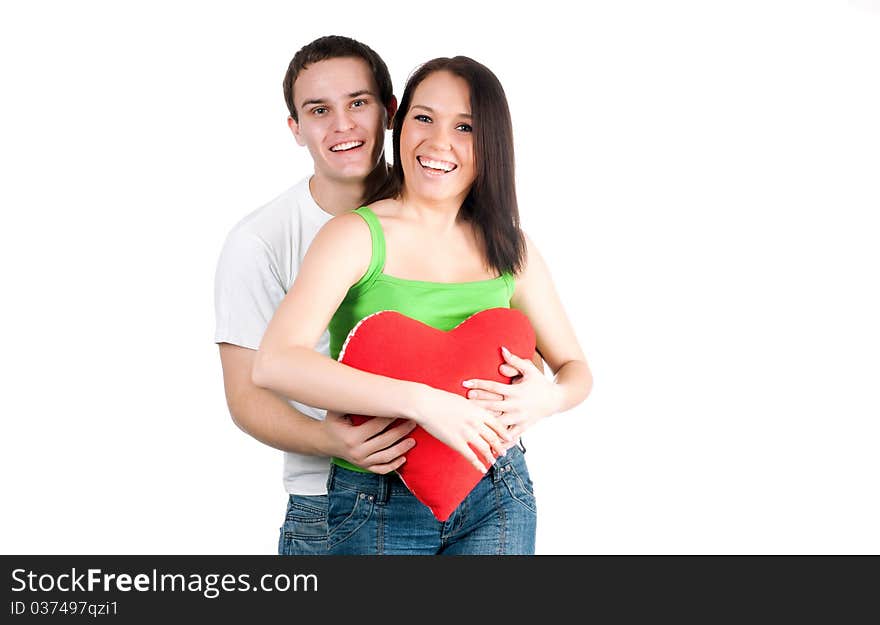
[{"x1": 400, "y1": 70, "x2": 476, "y2": 207}]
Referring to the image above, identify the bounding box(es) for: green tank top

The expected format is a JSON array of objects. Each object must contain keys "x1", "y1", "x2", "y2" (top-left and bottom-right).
[{"x1": 328, "y1": 205, "x2": 515, "y2": 473}]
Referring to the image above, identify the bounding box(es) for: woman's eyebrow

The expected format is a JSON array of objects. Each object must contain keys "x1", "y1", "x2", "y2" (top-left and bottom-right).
[{"x1": 411, "y1": 104, "x2": 472, "y2": 118}]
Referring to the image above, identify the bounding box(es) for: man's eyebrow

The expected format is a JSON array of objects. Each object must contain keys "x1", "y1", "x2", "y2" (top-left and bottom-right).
[
  {"x1": 411, "y1": 104, "x2": 472, "y2": 118},
  {"x1": 300, "y1": 90, "x2": 377, "y2": 109}
]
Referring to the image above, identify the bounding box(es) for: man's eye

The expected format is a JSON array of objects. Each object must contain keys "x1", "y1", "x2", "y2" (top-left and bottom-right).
[
  {"x1": 414, "y1": 114, "x2": 432, "y2": 123},
  {"x1": 312, "y1": 107, "x2": 328, "y2": 115},
  {"x1": 457, "y1": 123, "x2": 473, "y2": 133}
]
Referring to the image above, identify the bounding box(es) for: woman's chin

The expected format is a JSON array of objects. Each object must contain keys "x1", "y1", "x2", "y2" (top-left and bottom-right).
[{"x1": 406, "y1": 180, "x2": 470, "y2": 207}]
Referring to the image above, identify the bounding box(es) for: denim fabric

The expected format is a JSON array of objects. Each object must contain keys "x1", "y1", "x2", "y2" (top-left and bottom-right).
[
  {"x1": 326, "y1": 445, "x2": 537, "y2": 555},
  {"x1": 277, "y1": 494, "x2": 329, "y2": 555}
]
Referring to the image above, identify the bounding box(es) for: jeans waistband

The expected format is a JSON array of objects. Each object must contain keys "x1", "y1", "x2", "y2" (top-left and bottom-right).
[{"x1": 327, "y1": 443, "x2": 527, "y2": 502}]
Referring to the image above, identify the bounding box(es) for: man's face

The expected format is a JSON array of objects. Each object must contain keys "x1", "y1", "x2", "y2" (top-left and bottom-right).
[{"x1": 288, "y1": 57, "x2": 393, "y2": 184}]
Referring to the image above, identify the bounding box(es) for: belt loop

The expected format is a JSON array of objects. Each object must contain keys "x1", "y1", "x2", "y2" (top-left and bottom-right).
[
  {"x1": 326, "y1": 463, "x2": 337, "y2": 491},
  {"x1": 376, "y1": 473, "x2": 391, "y2": 504},
  {"x1": 490, "y1": 457, "x2": 504, "y2": 483}
]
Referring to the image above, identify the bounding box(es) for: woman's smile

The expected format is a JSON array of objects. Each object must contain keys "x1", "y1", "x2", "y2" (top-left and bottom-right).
[{"x1": 416, "y1": 156, "x2": 459, "y2": 175}]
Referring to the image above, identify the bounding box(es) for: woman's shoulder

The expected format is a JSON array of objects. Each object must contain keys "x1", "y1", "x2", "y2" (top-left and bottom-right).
[
  {"x1": 302, "y1": 211, "x2": 374, "y2": 286},
  {"x1": 314, "y1": 197, "x2": 402, "y2": 249},
  {"x1": 363, "y1": 197, "x2": 401, "y2": 219},
  {"x1": 516, "y1": 229, "x2": 540, "y2": 271},
  {"x1": 512, "y1": 229, "x2": 550, "y2": 287},
  {"x1": 322, "y1": 208, "x2": 372, "y2": 233},
  {"x1": 311, "y1": 209, "x2": 373, "y2": 255}
]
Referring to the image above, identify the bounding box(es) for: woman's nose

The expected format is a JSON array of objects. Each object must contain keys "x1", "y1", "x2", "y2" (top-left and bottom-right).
[{"x1": 427, "y1": 125, "x2": 453, "y2": 151}]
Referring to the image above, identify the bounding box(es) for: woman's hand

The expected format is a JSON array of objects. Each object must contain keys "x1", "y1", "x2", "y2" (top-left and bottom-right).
[
  {"x1": 463, "y1": 346, "x2": 564, "y2": 440},
  {"x1": 413, "y1": 386, "x2": 513, "y2": 474}
]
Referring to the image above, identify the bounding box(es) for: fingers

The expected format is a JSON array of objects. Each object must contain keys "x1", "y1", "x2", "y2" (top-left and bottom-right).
[
  {"x1": 494, "y1": 425, "x2": 523, "y2": 455},
  {"x1": 501, "y1": 345, "x2": 530, "y2": 369},
  {"x1": 483, "y1": 413, "x2": 513, "y2": 443},
  {"x1": 467, "y1": 398, "x2": 505, "y2": 414},
  {"x1": 499, "y1": 363, "x2": 520, "y2": 378},
  {"x1": 506, "y1": 424, "x2": 524, "y2": 441},
  {"x1": 466, "y1": 391, "x2": 507, "y2": 417},
  {"x1": 460, "y1": 442, "x2": 490, "y2": 475},
  {"x1": 500, "y1": 413, "x2": 520, "y2": 427},
  {"x1": 340, "y1": 418, "x2": 417, "y2": 471},
  {"x1": 466, "y1": 388, "x2": 505, "y2": 401},
  {"x1": 365, "y1": 454, "x2": 407, "y2": 475},
  {"x1": 463, "y1": 345, "x2": 531, "y2": 396},
  {"x1": 479, "y1": 423, "x2": 506, "y2": 459},
  {"x1": 462, "y1": 378, "x2": 508, "y2": 396},
  {"x1": 467, "y1": 434, "x2": 496, "y2": 472},
  {"x1": 482, "y1": 411, "x2": 524, "y2": 428},
  {"x1": 343, "y1": 415, "x2": 398, "y2": 439},
  {"x1": 363, "y1": 439, "x2": 415, "y2": 469},
  {"x1": 365, "y1": 434, "x2": 417, "y2": 464},
  {"x1": 361, "y1": 420, "x2": 418, "y2": 455}
]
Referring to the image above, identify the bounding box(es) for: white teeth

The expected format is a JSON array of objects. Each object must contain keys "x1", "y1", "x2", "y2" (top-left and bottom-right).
[
  {"x1": 330, "y1": 141, "x2": 364, "y2": 152},
  {"x1": 418, "y1": 157, "x2": 457, "y2": 172}
]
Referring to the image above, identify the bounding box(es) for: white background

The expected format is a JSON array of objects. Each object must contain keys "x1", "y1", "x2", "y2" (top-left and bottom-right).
[{"x1": 1, "y1": 0, "x2": 878, "y2": 555}]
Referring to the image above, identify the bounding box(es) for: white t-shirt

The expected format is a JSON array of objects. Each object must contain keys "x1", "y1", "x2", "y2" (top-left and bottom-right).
[{"x1": 214, "y1": 176, "x2": 333, "y2": 495}]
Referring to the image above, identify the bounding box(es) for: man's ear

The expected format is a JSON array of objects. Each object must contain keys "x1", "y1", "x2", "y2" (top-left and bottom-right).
[
  {"x1": 287, "y1": 115, "x2": 306, "y2": 146},
  {"x1": 385, "y1": 96, "x2": 399, "y2": 130}
]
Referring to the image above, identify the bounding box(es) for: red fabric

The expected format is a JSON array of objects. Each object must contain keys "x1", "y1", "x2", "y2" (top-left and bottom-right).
[{"x1": 337, "y1": 307, "x2": 536, "y2": 521}]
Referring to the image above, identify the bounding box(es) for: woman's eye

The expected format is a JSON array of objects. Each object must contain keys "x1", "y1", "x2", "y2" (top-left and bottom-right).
[
  {"x1": 352, "y1": 99, "x2": 367, "y2": 108},
  {"x1": 457, "y1": 123, "x2": 473, "y2": 133},
  {"x1": 414, "y1": 114, "x2": 432, "y2": 123}
]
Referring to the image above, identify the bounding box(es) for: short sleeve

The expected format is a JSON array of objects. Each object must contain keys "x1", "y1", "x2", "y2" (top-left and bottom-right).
[{"x1": 214, "y1": 230, "x2": 286, "y2": 350}]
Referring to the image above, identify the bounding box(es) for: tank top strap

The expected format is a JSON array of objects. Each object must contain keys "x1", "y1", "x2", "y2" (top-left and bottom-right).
[
  {"x1": 348, "y1": 206, "x2": 386, "y2": 294},
  {"x1": 501, "y1": 271, "x2": 515, "y2": 300}
]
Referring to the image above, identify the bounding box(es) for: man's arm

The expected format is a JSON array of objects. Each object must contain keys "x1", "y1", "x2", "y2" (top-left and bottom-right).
[{"x1": 219, "y1": 343, "x2": 415, "y2": 473}]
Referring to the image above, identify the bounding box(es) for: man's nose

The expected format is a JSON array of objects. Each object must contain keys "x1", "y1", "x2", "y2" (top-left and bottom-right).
[{"x1": 332, "y1": 109, "x2": 356, "y2": 132}]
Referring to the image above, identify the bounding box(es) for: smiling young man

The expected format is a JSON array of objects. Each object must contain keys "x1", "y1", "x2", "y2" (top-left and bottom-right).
[
  {"x1": 213, "y1": 36, "x2": 410, "y2": 555},
  {"x1": 216, "y1": 37, "x2": 539, "y2": 556}
]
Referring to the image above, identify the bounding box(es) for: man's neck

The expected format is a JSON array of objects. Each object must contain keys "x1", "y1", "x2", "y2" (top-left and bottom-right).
[
  {"x1": 309, "y1": 163, "x2": 390, "y2": 216},
  {"x1": 308, "y1": 175, "x2": 364, "y2": 217}
]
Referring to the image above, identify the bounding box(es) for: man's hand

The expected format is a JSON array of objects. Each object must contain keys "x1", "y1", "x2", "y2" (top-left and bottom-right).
[{"x1": 321, "y1": 411, "x2": 417, "y2": 474}]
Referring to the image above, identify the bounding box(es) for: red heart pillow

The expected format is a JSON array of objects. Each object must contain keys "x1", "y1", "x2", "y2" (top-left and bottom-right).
[{"x1": 337, "y1": 307, "x2": 536, "y2": 521}]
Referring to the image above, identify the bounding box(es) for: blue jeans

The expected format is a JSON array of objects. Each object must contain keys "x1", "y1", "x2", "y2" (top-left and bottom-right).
[
  {"x1": 326, "y1": 444, "x2": 537, "y2": 555},
  {"x1": 277, "y1": 494, "x2": 329, "y2": 555}
]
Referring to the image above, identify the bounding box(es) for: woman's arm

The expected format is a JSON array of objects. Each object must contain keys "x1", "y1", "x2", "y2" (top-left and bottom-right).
[
  {"x1": 464, "y1": 233, "x2": 593, "y2": 434},
  {"x1": 251, "y1": 213, "x2": 509, "y2": 472}
]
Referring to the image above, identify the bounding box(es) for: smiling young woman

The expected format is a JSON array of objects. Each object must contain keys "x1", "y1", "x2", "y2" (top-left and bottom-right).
[{"x1": 253, "y1": 56, "x2": 592, "y2": 555}]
